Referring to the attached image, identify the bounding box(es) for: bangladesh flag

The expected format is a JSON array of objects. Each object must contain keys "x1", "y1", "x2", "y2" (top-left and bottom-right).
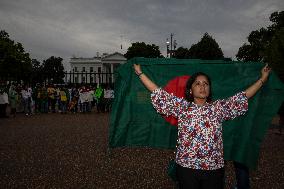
[{"x1": 109, "y1": 58, "x2": 284, "y2": 169}]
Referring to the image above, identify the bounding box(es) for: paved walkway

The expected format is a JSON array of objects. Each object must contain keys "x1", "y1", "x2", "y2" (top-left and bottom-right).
[{"x1": 0, "y1": 113, "x2": 283, "y2": 188}]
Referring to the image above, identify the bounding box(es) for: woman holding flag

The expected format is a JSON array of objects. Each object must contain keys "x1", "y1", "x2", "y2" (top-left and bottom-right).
[{"x1": 133, "y1": 64, "x2": 271, "y2": 189}]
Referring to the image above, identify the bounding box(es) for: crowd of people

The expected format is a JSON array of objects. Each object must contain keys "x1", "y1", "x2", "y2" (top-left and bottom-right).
[{"x1": 0, "y1": 83, "x2": 114, "y2": 118}]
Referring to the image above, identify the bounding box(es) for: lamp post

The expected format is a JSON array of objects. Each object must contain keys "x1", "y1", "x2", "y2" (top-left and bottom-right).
[
  {"x1": 166, "y1": 33, "x2": 177, "y2": 58},
  {"x1": 166, "y1": 39, "x2": 170, "y2": 58}
]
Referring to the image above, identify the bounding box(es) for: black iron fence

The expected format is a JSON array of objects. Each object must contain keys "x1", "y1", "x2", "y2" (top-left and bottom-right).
[
  {"x1": 0, "y1": 72, "x2": 115, "y2": 86},
  {"x1": 64, "y1": 71, "x2": 115, "y2": 85}
]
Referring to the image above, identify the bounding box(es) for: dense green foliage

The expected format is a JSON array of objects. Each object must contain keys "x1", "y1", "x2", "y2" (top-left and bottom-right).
[
  {"x1": 124, "y1": 42, "x2": 163, "y2": 60},
  {"x1": 173, "y1": 47, "x2": 191, "y2": 59},
  {"x1": 236, "y1": 11, "x2": 284, "y2": 82},
  {"x1": 0, "y1": 30, "x2": 65, "y2": 84},
  {"x1": 189, "y1": 33, "x2": 224, "y2": 60},
  {"x1": 265, "y1": 28, "x2": 284, "y2": 81},
  {"x1": 42, "y1": 56, "x2": 65, "y2": 84},
  {"x1": 0, "y1": 30, "x2": 32, "y2": 82},
  {"x1": 173, "y1": 33, "x2": 224, "y2": 60}
]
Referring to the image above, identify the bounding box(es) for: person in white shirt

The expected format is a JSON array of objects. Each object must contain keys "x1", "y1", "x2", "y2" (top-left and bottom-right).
[
  {"x1": 21, "y1": 85, "x2": 32, "y2": 116},
  {"x1": 104, "y1": 86, "x2": 114, "y2": 112},
  {"x1": 0, "y1": 86, "x2": 9, "y2": 118}
]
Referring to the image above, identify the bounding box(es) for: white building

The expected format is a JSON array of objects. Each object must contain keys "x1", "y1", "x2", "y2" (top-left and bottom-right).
[{"x1": 68, "y1": 52, "x2": 126, "y2": 84}]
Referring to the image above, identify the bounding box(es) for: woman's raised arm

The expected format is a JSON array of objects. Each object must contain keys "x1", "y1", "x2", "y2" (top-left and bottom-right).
[
  {"x1": 133, "y1": 64, "x2": 158, "y2": 92},
  {"x1": 245, "y1": 64, "x2": 271, "y2": 99}
]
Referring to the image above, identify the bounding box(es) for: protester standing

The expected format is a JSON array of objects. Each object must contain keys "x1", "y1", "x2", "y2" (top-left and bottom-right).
[
  {"x1": 40, "y1": 86, "x2": 48, "y2": 113},
  {"x1": 60, "y1": 87, "x2": 68, "y2": 114},
  {"x1": 47, "y1": 84, "x2": 56, "y2": 113},
  {"x1": 9, "y1": 85, "x2": 18, "y2": 117},
  {"x1": 0, "y1": 86, "x2": 9, "y2": 118},
  {"x1": 104, "y1": 86, "x2": 114, "y2": 112},
  {"x1": 133, "y1": 63, "x2": 270, "y2": 189},
  {"x1": 21, "y1": 85, "x2": 32, "y2": 116},
  {"x1": 95, "y1": 85, "x2": 104, "y2": 113}
]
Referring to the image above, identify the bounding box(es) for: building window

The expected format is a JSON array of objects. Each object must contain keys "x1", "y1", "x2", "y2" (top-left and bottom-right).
[
  {"x1": 82, "y1": 76, "x2": 85, "y2": 83},
  {"x1": 90, "y1": 76, "x2": 93, "y2": 83},
  {"x1": 75, "y1": 77, "x2": 78, "y2": 83},
  {"x1": 75, "y1": 67, "x2": 78, "y2": 72},
  {"x1": 90, "y1": 67, "x2": 93, "y2": 72},
  {"x1": 98, "y1": 67, "x2": 101, "y2": 73},
  {"x1": 82, "y1": 67, "x2": 85, "y2": 72}
]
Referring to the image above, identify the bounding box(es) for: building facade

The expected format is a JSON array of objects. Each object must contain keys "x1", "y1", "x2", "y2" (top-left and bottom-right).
[{"x1": 67, "y1": 52, "x2": 127, "y2": 84}]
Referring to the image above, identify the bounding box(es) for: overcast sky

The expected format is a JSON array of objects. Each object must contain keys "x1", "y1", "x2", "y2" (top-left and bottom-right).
[{"x1": 1, "y1": 0, "x2": 283, "y2": 71}]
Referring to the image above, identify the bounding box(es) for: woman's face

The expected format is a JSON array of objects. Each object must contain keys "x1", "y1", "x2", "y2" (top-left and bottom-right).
[{"x1": 191, "y1": 75, "x2": 210, "y2": 101}]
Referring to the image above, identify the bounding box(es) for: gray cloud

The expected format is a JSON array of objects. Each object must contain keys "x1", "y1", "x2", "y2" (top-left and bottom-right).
[{"x1": 1, "y1": 0, "x2": 283, "y2": 71}]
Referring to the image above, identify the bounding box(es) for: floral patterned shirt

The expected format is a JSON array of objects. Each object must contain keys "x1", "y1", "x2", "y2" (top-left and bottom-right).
[{"x1": 151, "y1": 88, "x2": 248, "y2": 170}]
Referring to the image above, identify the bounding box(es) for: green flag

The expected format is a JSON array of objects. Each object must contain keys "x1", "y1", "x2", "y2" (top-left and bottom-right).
[{"x1": 109, "y1": 58, "x2": 284, "y2": 169}]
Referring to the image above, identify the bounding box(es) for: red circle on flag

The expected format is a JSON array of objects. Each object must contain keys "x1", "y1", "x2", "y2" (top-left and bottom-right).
[{"x1": 162, "y1": 75, "x2": 191, "y2": 126}]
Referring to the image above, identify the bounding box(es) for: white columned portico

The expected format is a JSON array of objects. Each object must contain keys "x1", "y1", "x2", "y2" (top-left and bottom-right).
[
  {"x1": 111, "y1": 64, "x2": 114, "y2": 83},
  {"x1": 69, "y1": 52, "x2": 126, "y2": 85}
]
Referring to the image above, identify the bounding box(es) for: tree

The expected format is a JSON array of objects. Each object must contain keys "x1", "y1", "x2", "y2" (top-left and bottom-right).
[
  {"x1": 31, "y1": 59, "x2": 44, "y2": 84},
  {"x1": 236, "y1": 43, "x2": 262, "y2": 62},
  {"x1": 269, "y1": 11, "x2": 284, "y2": 31},
  {"x1": 236, "y1": 11, "x2": 284, "y2": 61},
  {"x1": 265, "y1": 11, "x2": 284, "y2": 82},
  {"x1": 0, "y1": 30, "x2": 32, "y2": 82},
  {"x1": 236, "y1": 11, "x2": 284, "y2": 82},
  {"x1": 188, "y1": 33, "x2": 224, "y2": 60},
  {"x1": 42, "y1": 56, "x2": 65, "y2": 84},
  {"x1": 124, "y1": 42, "x2": 163, "y2": 60},
  {"x1": 236, "y1": 28, "x2": 270, "y2": 62},
  {"x1": 264, "y1": 28, "x2": 284, "y2": 82},
  {"x1": 173, "y1": 47, "x2": 190, "y2": 59}
]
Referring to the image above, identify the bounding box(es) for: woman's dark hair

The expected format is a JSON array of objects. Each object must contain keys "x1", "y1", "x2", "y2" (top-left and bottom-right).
[{"x1": 185, "y1": 72, "x2": 212, "y2": 102}]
